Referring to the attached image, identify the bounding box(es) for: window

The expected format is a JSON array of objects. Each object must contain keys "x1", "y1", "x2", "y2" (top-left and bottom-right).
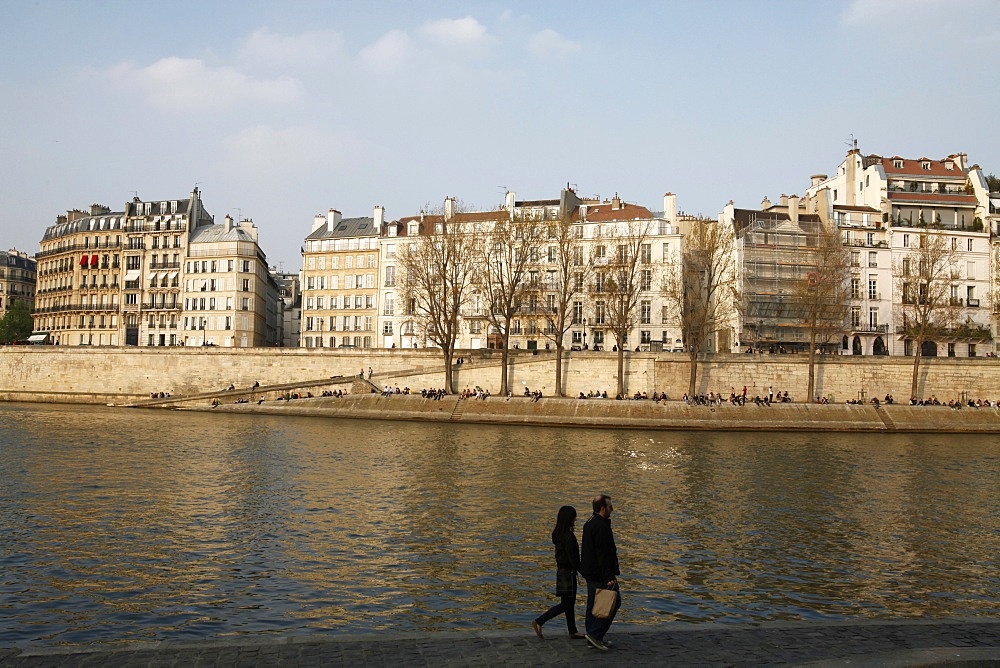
[
  {"x1": 851, "y1": 306, "x2": 861, "y2": 329},
  {"x1": 595, "y1": 301, "x2": 605, "y2": 325},
  {"x1": 868, "y1": 279, "x2": 878, "y2": 300},
  {"x1": 851, "y1": 251, "x2": 860, "y2": 267},
  {"x1": 851, "y1": 277, "x2": 861, "y2": 298},
  {"x1": 903, "y1": 234, "x2": 909, "y2": 248},
  {"x1": 640, "y1": 301, "x2": 651, "y2": 324},
  {"x1": 242, "y1": 260, "x2": 250, "y2": 272},
  {"x1": 385, "y1": 266, "x2": 395, "y2": 286},
  {"x1": 384, "y1": 294, "x2": 394, "y2": 316},
  {"x1": 968, "y1": 239, "x2": 974, "y2": 252},
  {"x1": 640, "y1": 244, "x2": 651, "y2": 263},
  {"x1": 868, "y1": 251, "x2": 877, "y2": 268},
  {"x1": 869, "y1": 308, "x2": 878, "y2": 329},
  {"x1": 640, "y1": 270, "x2": 652, "y2": 291},
  {"x1": 572, "y1": 301, "x2": 583, "y2": 325}
]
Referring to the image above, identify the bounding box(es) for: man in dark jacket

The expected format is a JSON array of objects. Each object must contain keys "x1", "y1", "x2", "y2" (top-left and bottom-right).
[{"x1": 580, "y1": 494, "x2": 620, "y2": 651}]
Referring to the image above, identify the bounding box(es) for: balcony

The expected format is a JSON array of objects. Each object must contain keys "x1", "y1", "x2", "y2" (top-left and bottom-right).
[
  {"x1": 854, "y1": 324, "x2": 889, "y2": 334},
  {"x1": 968, "y1": 298, "x2": 980, "y2": 308},
  {"x1": 143, "y1": 302, "x2": 181, "y2": 310}
]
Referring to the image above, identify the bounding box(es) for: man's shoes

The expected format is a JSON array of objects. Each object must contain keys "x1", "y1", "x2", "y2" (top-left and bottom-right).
[
  {"x1": 585, "y1": 634, "x2": 608, "y2": 651},
  {"x1": 531, "y1": 620, "x2": 544, "y2": 639},
  {"x1": 569, "y1": 632, "x2": 586, "y2": 639}
]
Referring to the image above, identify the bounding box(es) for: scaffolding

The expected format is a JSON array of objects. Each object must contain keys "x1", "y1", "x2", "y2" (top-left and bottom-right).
[{"x1": 737, "y1": 211, "x2": 829, "y2": 352}]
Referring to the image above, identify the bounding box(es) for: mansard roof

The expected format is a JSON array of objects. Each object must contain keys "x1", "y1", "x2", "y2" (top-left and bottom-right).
[
  {"x1": 879, "y1": 155, "x2": 969, "y2": 179},
  {"x1": 306, "y1": 216, "x2": 378, "y2": 240}
]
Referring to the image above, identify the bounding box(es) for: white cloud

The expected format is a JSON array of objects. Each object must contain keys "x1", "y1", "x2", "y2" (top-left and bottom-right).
[
  {"x1": 528, "y1": 29, "x2": 581, "y2": 59},
  {"x1": 220, "y1": 124, "x2": 364, "y2": 177},
  {"x1": 418, "y1": 16, "x2": 495, "y2": 47},
  {"x1": 359, "y1": 30, "x2": 413, "y2": 72},
  {"x1": 101, "y1": 57, "x2": 301, "y2": 111},
  {"x1": 238, "y1": 27, "x2": 346, "y2": 69}
]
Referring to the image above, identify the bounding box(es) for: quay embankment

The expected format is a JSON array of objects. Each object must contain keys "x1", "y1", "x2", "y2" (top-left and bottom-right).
[
  {"x1": 3, "y1": 620, "x2": 1000, "y2": 667},
  {"x1": 173, "y1": 392, "x2": 1000, "y2": 433}
]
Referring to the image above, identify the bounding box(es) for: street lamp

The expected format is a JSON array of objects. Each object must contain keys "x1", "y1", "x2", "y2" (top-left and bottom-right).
[{"x1": 583, "y1": 318, "x2": 588, "y2": 349}]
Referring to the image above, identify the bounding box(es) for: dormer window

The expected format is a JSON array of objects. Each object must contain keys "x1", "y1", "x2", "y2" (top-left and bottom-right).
[
  {"x1": 408, "y1": 222, "x2": 418, "y2": 235},
  {"x1": 892, "y1": 160, "x2": 903, "y2": 168},
  {"x1": 944, "y1": 161, "x2": 954, "y2": 170},
  {"x1": 921, "y1": 161, "x2": 931, "y2": 170}
]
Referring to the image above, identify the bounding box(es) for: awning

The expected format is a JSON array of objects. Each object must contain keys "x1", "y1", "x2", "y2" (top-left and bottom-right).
[
  {"x1": 124, "y1": 269, "x2": 140, "y2": 281},
  {"x1": 80, "y1": 256, "x2": 88, "y2": 266},
  {"x1": 168, "y1": 271, "x2": 178, "y2": 280},
  {"x1": 27, "y1": 334, "x2": 49, "y2": 343},
  {"x1": 91, "y1": 254, "x2": 98, "y2": 265}
]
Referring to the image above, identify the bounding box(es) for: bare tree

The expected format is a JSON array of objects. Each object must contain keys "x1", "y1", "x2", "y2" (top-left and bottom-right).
[
  {"x1": 473, "y1": 208, "x2": 543, "y2": 395},
  {"x1": 397, "y1": 207, "x2": 478, "y2": 393},
  {"x1": 894, "y1": 231, "x2": 959, "y2": 401},
  {"x1": 601, "y1": 218, "x2": 654, "y2": 397},
  {"x1": 788, "y1": 223, "x2": 851, "y2": 402},
  {"x1": 532, "y1": 215, "x2": 594, "y2": 396},
  {"x1": 666, "y1": 218, "x2": 740, "y2": 398}
]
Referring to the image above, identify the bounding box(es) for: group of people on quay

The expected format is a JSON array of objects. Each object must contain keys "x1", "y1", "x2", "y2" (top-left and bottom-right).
[
  {"x1": 531, "y1": 494, "x2": 621, "y2": 652},
  {"x1": 380, "y1": 385, "x2": 412, "y2": 396},
  {"x1": 683, "y1": 385, "x2": 792, "y2": 406}
]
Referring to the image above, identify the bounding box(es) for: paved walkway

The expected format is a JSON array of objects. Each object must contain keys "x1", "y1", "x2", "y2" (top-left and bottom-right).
[{"x1": 3, "y1": 620, "x2": 1000, "y2": 667}]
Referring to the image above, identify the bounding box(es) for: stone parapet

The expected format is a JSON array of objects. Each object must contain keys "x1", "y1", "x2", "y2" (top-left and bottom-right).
[{"x1": 3, "y1": 347, "x2": 1000, "y2": 407}]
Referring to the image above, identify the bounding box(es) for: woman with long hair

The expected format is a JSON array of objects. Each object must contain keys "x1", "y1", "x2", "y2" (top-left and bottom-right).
[{"x1": 532, "y1": 505, "x2": 585, "y2": 639}]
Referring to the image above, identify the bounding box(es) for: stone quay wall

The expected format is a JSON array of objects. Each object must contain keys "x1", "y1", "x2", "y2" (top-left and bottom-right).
[{"x1": 2, "y1": 347, "x2": 1000, "y2": 405}]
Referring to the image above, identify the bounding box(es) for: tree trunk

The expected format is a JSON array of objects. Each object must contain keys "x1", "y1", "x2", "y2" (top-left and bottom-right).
[
  {"x1": 687, "y1": 351, "x2": 698, "y2": 397},
  {"x1": 910, "y1": 344, "x2": 922, "y2": 401},
  {"x1": 617, "y1": 345, "x2": 626, "y2": 397},
  {"x1": 443, "y1": 348, "x2": 455, "y2": 394},
  {"x1": 807, "y1": 330, "x2": 817, "y2": 403},
  {"x1": 499, "y1": 325, "x2": 511, "y2": 395},
  {"x1": 555, "y1": 343, "x2": 565, "y2": 397}
]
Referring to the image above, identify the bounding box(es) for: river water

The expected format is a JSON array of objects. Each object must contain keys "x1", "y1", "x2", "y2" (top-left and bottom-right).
[{"x1": 1, "y1": 402, "x2": 999, "y2": 648}]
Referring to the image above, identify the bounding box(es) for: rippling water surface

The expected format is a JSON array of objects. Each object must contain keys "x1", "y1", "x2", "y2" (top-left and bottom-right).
[{"x1": 1, "y1": 402, "x2": 999, "y2": 647}]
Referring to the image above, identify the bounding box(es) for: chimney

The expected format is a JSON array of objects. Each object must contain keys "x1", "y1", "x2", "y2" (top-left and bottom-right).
[
  {"x1": 810, "y1": 174, "x2": 827, "y2": 187},
  {"x1": 611, "y1": 194, "x2": 621, "y2": 210},
  {"x1": 761, "y1": 196, "x2": 772, "y2": 210},
  {"x1": 373, "y1": 205, "x2": 385, "y2": 228},
  {"x1": 663, "y1": 192, "x2": 677, "y2": 224},
  {"x1": 444, "y1": 196, "x2": 456, "y2": 220},
  {"x1": 505, "y1": 191, "x2": 516, "y2": 213},
  {"x1": 788, "y1": 195, "x2": 800, "y2": 224},
  {"x1": 312, "y1": 214, "x2": 326, "y2": 233},
  {"x1": 327, "y1": 208, "x2": 342, "y2": 228},
  {"x1": 224, "y1": 214, "x2": 233, "y2": 232},
  {"x1": 779, "y1": 194, "x2": 788, "y2": 207}
]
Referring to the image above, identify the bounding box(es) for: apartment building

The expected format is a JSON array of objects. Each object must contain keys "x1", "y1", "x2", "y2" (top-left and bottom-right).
[
  {"x1": 379, "y1": 189, "x2": 685, "y2": 352},
  {"x1": 301, "y1": 207, "x2": 384, "y2": 349},
  {"x1": 183, "y1": 215, "x2": 280, "y2": 347},
  {"x1": 35, "y1": 188, "x2": 280, "y2": 347},
  {"x1": 808, "y1": 147, "x2": 992, "y2": 356},
  {"x1": 0, "y1": 249, "x2": 37, "y2": 317}
]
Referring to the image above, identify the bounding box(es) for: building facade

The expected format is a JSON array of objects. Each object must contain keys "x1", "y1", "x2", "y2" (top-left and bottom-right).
[
  {"x1": 34, "y1": 189, "x2": 280, "y2": 347},
  {"x1": 300, "y1": 207, "x2": 384, "y2": 349},
  {"x1": 0, "y1": 249, "x2": 37, "y2": 317},
  {"x1": 807, "y1": 147, "x2": 992, "y2": 356}
]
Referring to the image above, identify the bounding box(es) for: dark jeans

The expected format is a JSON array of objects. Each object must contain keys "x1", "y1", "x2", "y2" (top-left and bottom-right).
[
  {"x1": 584, "y1": 579, "x2": 620, "y2": 640},
  {"x1": 535, "y1": 594, "x2": 578, "y2": 634}
]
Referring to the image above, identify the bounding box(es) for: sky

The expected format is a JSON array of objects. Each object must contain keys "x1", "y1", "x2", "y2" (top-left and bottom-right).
[{"x1": 2, "y1": 0, "x2": 999, "y2": 271}]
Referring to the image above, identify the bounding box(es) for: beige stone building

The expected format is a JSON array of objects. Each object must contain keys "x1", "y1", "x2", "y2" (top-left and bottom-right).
[
  {"x1": 34, "y1": 189, "x2": 280, "y2": 347},
  {"x1": 0, "y1": 248, "x2": 37, "y2": 318},
  {"x1": 300, "y1": 207, "x2": 384, "y2": 349}
]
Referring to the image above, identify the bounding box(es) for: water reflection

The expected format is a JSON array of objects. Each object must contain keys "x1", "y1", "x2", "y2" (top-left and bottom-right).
[{"x1": 1, "y1": 403, "x2": 999, "y2": 647}]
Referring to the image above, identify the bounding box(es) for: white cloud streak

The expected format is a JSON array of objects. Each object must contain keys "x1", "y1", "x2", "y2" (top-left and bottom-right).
[
  {"x1": 528, "y1": 29, "x2": 581, "y2": 59},
  {"x1": 100, "y1": 57, "x2": 301, "y2": 112}
]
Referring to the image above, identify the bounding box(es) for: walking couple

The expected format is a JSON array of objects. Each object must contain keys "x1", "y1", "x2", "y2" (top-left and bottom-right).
[{"x1": 532, "y1": 494, "x2": 621, "y2": 652}]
